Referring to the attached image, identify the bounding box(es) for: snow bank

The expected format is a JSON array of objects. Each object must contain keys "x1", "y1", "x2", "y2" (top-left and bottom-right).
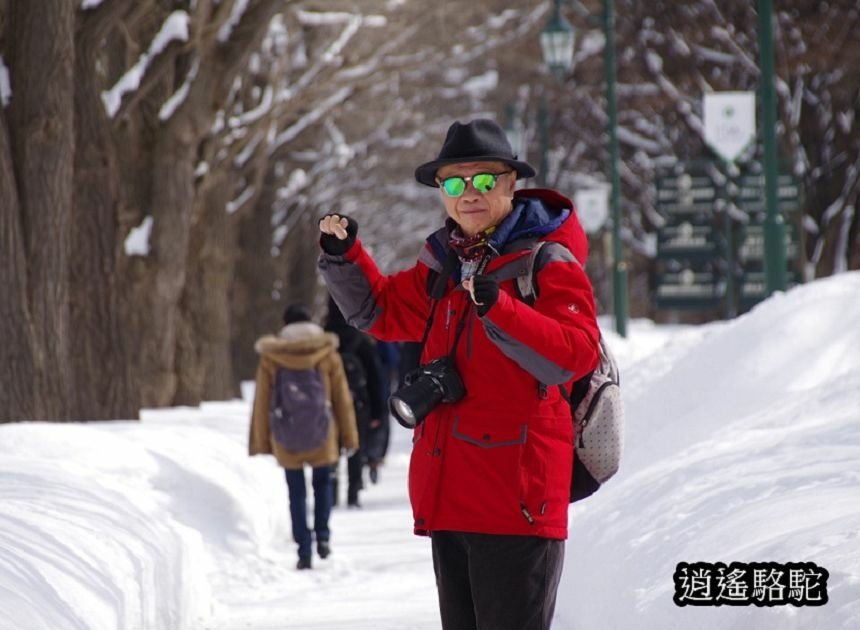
[
  {"x1": 1, "y1": 272, "x2": 858, "y2": 629},
  {"x1": 556, "y1": 272, "x2": 860, "y2": 630}
]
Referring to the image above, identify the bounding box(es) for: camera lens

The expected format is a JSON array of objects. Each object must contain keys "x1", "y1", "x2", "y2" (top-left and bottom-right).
[
  {"x1": 389, "y1": 373, "x2": 445, "y2": 429},
  {"x1": 389, "y1": 357, "x2": 466, "y2": 429},
  {"x1": 390, "y1": 397, "x2": 417, "y2": 428}
]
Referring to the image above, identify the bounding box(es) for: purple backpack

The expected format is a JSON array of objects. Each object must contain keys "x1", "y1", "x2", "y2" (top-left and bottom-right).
[{"x1": 269, "y1": 367, "x2": 331, "y2": 452}]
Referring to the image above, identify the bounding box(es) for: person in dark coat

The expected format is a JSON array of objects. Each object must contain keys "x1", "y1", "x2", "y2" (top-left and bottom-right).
[
  {"x1": 367, "y1": 340, "x2": 399, "y2": 482},
  {"x1": 317, "y1": 119, "x2": 600, "y2": 629},
  {"x1": 324, "y1": 296, "x2": 386, "y2": 507}
]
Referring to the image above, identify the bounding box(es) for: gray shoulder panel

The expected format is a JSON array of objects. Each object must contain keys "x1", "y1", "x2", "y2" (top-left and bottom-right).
[
  {"x1": 317, "y1": 254, "x2": 382, "y2": 331},
  {"x1": 536, "y1": 241, "x2": 581, "y2": 268},
  {"x1": 482, "y1": 318, "x2": 575, "y2": 385},
  {"x1": 418, "y1": 246, "x2": 443, "y2": 273}
]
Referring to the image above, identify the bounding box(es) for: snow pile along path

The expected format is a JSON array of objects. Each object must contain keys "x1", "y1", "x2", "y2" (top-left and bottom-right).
[
  {"x1": 1, "y1": 272, "x2": 859, "y2": 630},
  {"x1": 557, "y1": 272, "x2": 860, "y2": 630}
]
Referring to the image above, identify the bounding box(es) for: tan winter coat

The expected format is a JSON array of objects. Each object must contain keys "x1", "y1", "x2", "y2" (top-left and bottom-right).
[{"x1": 249, "y1": 322, "x2": 359, "y2": 469}]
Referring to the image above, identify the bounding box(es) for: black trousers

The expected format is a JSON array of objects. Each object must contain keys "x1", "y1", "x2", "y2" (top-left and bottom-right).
[{"x1": 430, "y1": 531, "x2": 565, "y2": 630}]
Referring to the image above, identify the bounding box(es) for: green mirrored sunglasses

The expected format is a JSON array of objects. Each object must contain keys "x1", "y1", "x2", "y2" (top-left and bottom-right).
[{"x1": 438, "y1": 171, "x2": 512, "y2": 197}]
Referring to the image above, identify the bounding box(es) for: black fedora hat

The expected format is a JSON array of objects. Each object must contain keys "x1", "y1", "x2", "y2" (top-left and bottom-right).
[{"x1": 414, "y1": 118, "x2": 536, "y2": 187}]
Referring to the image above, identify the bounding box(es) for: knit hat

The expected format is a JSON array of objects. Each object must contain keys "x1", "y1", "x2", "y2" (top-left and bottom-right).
[{"x1": 282, "y1": 304, "x2": 311, "y2": 325}]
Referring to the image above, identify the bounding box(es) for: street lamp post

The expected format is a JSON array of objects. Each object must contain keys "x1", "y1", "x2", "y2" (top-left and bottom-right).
[
  {"x1": 538, "y1": 96, "x2": 549, "y2": 187},
  {"x1": 757, "y1": 0, "x2": 787, "y2": 294},
  {"x1": 603, "y1": 0, "x2": 628, "y2": 337},
  {"x1": 540, "y1": 0, "x2": 576, "y2": 79},
  {"x1": 540, "y1": 0, "x2": 628, "y2": 337}
]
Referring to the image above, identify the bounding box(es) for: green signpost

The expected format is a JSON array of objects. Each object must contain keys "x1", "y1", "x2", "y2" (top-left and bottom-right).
[{"x1": 654, "y1": 159, "x2": 802, "y2": 316}]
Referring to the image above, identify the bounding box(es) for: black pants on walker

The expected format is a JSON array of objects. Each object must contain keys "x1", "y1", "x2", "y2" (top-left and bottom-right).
[{"x1": 430, "y1": 531, "x2": 565, "y2": 630}]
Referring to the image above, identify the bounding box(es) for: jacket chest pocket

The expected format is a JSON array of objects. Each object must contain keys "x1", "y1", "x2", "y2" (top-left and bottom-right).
[{"x1": 451, "y1": 417, "x2": 527, "y2": 448}]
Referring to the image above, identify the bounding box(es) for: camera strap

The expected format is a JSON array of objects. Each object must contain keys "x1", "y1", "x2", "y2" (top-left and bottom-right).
[
  {"x1": 447, "y1": 300, "x2": 473, "y2": 360},
  {"x1": 417, "y1": 248, "x2": 460, "y2": 355},
  {"x1": 418, "y1": 250, "x2": 489, "y2": 362}
]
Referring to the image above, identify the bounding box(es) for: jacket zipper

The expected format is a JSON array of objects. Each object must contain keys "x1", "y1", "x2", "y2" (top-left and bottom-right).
[
  {"x1": 520, "y1": 502, "x2": 535, "y2": 525},
  {"x1": 466, "y1": 303, "x2": 475, "y2": 358}
]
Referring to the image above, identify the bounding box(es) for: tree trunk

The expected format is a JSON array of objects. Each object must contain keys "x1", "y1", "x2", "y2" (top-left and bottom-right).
[
  {"x1": 232, "y1": 173, "x2": 282, "y2": 383},
  {"x1": 174, "y1": 173, "x2": 241, "y2": 405},
  {"x1": 135, "y1": 118, "x2": 198, "y2": 407},
  {"x1": 6, "y1": 0, "x2": 76, "y2": 420},
  {"x1": 70, "y1": 16, "x2": 138, "y2": 420},
  {"x1": 284, "y1": 208, "x2": 322, "y2": 312},
  {"x1": 0, "y1": 107, "x2": 40, "y2": 422}
]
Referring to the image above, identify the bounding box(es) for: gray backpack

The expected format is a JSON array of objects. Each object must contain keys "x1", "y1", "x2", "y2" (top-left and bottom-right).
[
  {"x1": 516, "y1": 241, "x2": 625, "y2": 502},
  {"x1": 269, "y1": 367, "x2": 332, "y2": 452}
]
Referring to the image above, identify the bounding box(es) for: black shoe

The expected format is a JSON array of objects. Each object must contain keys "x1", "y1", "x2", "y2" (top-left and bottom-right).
[
  {"x1": 347, "y1": 487, "x2": 361, "y2": 508},
  {"x1": 369, "y1": 465, "x2": 379, "y2": 485},
  {"x1": 317, "y1": 540, "x2": 331, "y2": 559},
  {"x1": 297, "y1": 556, "x2": 312, "y2": 570},
  {"x1": 347, "y1": 493, "x2": 361, "y2": 508}
]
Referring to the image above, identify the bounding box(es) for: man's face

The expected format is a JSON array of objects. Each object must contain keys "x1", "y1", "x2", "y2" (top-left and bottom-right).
[{"x1": 436, "y1": 161, "x2": 516, "y2": 237}]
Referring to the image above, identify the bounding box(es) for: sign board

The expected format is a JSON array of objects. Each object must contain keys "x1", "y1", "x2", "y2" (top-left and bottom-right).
[
  {"x1": 656, "y1": 266, "x2": 725, "y2": 310},
  {"x1": 738, "y1": 223, "x2": 799, "y2": 263},
  {"x1": 739, "y1": 271, "x2": 799, "y2": 308},
  {"x1": 657, "y1": 222, "x2": 719, "y2": 260},
  {"x1": 735, "y1": 174, "x2": 803, "y2": 214},
  {"x1": 656, "y1": 173, "x2": 718, "y2": 219},
  {"x1": 704, "y1": 92, "x2": 756, "y2": 163},
  {"x1": 574, "y1": 187, "x2": 610, "y2": 235}
]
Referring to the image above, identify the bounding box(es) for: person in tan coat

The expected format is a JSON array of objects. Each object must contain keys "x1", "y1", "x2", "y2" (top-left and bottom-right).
[{"x1": 249, "y1": 304, "x2": 359, "y2": 570}]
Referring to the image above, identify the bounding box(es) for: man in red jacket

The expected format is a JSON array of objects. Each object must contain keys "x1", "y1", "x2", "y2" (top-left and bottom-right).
[{"x1": 318, "y1": 119, "x2": 600, "y2": 630}]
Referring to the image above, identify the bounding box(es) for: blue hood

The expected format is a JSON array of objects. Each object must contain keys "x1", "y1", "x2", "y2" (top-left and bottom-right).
[{"x1": 489, "y1": 196, "x2": 569, "y2": 251}]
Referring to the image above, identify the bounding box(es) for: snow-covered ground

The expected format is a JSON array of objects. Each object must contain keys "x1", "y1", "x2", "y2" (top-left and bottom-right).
[{"x1": 2, "y1": 271, "x2": 859, "y2": 630}]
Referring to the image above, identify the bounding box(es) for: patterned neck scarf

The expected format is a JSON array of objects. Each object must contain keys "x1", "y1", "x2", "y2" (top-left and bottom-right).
[{"x1": 448, "y1": 225, "x2": 496, "y2": 280}]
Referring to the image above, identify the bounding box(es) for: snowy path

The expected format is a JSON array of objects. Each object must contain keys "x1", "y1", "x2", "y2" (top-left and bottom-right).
[
  {"x1": 2, "y1": 272, "x2": 860, "y2": 630},
  {"x1": 198, "y1": 409, "x2": 440, "y2": 630}
]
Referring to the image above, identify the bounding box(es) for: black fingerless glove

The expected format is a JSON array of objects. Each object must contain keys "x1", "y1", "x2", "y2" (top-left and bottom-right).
[
  {"x1": 319, "y1": 214, "x2": 358, "y2": 256},
  {"x1": 472, "y1": 274, "x2": 499, "y2": 317}
]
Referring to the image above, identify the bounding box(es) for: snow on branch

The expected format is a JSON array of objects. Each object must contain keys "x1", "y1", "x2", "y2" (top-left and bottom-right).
[
  {"x1": 617, "y1": 126, "x2": 664, "y2": 154},
  {"x1": 690, "y1": 44, "x2": 736, "y2": 65},
  {"x1": 710, "y1": 26, "x2": 759, "y2": 74},
  {"x1": 226, "y1": 185, "x2": 255, "y2": 214},
  {"x1": 81, "y1": 0, "x2": 105, "y2": 9},
  {"x1": 217, "y1": 0, "x2": 250, "y2": 43},
  {"x1": 336, "y1": 23, "x2": 419, "y2": 82},
  {"x1": 322, "y1": 15, "x2": 363, "y2": 65},
  {"x1": 124, "y1": 216, "x2": 153, "y2": 257},
  {"x1": 229, "y1": 85, "x2": 274, "y2": 129},
  {"x1": 455, "y1": 5, "x2": 545, "y2": 63},
  {"x1": 0, "y1": 55, "x2": 11, "y2": 107},
  {"x1": 296, "y1": 10, "x2": 386, "y2": 28},
  {"x1": 269, "y1": 85, "x2": 353, "y2": 156},
  {"x1": 101, "y1": 11, "x2": 190, "y2": 118},
  {"x1": 278, "y1": 15, "x2": 369, "y2": 103},
  {"x1": 644, "y1": 49, "x2": 703, "y2": 134},
  {"x1": 234, "y1": 131, "x2": 263, "y2": 168},
  {"x1": 159, "y1": 58, "x2": 199, "y2": 121}
]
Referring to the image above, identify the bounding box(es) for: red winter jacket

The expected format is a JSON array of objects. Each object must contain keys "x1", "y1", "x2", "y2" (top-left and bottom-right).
[{"x1": 319, "y1": 189, "x2": 600, "y2": 539}]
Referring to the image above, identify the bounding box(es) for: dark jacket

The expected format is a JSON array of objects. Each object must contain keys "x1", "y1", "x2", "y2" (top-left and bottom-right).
[{"x1": 326, "y1": 301, "x2": 387, "y2": 459}]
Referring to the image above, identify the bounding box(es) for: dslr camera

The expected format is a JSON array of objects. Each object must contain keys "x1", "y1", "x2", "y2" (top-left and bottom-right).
[{"x1": 388, "y1": 357, "x2": 465, "y2": 429}]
